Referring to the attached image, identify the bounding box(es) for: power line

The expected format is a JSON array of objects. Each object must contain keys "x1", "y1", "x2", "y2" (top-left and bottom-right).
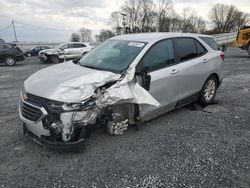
[
  {"x1": 0, "y1": 23, "x2": 12, "y2": 32},
  {"x1": 14, "y1": 21, "x2": 77, "y2": 32}
]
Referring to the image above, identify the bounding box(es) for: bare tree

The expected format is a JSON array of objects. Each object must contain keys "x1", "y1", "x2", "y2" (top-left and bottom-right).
[
  {"x1": 110, "y1": 11, "x2": 123, "y2": 34},
  {"x1": 109, "y1": 0, "x2": 210, "y2": 34},
  {"x1": 180, "y1": 8, "x2": 206, "y2": 33},
  {"x1": 209, "y1": 4, "x2": 249, "y2": 33},
  {"x1": 96, "y1": 29, "x2": 115, "y2": 42},
  {"x1": 157, "y1": 0, "x2": 180, "y2": 32},
  {"x1": 121, "y1": 0, "x2": 143, "y2": 33},
  {"x1": 70, "y1": 33, "x2": 80, "y2": 42},
  {"x1": 79, "y1": 27, "x2": 92, "y2": 42},
  {"x1": 140, "y1": 0, "x2": 157, "y2": 32}
]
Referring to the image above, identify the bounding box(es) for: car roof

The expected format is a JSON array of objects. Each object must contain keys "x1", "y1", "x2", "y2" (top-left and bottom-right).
[{"x1": 110, "y1": 32, "x2": 213, "y2": 43}]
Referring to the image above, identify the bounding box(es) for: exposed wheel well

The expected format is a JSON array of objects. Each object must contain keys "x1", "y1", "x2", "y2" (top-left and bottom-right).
[{"x1": 210, "y1": 73, "x2": 220, "y2": 85}]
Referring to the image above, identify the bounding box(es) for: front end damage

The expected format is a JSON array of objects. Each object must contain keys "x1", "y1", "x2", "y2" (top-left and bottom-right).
[{"x1": 19, "y1": 66, "x2": 159, "y2": 151}]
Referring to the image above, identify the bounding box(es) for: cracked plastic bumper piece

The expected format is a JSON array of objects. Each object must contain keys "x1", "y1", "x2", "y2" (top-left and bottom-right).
[{"x1": 22, "y1": 123, "x2": 85, "y2": 152}]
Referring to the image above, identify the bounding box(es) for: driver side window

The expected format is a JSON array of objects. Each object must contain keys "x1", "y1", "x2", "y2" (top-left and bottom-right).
[{"x1": 141, "y1": 39, "x2": 175, "y2": 71}]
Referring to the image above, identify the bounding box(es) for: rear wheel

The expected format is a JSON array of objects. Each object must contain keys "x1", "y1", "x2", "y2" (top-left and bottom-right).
[
  {"x1": 199, "y1": 75, "x2": 218, "y2": 106},
  {"x1": 4, "y1": 56, "x2": 16, "y2": 66}
]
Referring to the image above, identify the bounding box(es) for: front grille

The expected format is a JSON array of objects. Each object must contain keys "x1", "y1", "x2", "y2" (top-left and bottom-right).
[
  {"x1": 20, "y1": 101, "x2": 44, "y2": 122},
  {"x1": 26, "y1": 93, "x2": 63, "y2": 109},
  {"x1": 25, "y1": 93, "x2": 45, "y2": 106}
]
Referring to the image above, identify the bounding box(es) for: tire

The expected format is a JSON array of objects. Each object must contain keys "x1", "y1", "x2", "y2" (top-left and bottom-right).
[
  {"x1": 247, "y1": 45, "x2": 250, "y2": 56},
  {"x1": 4, "y1": 56, "x2": 16, "y2": 66},
  {"x1": 199, "y1": 75, "x2": 218, "y2": 106},
  {"x1": 50, "y1": 55, "x2": 60, "y2": 64}
]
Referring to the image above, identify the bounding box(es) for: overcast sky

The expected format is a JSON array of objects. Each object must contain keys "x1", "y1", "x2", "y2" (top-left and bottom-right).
[{"x1": 0, "y1": 0, "x2": 249, "y2": 42}]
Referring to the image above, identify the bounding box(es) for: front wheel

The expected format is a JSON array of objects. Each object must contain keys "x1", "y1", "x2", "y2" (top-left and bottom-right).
[
  {"x1": 50, "y1": 55, "x2": 60, "y2": 64},
  {"x1": 4, "y1": 56, "x2": 16, "y2": 66},
  {"x1": 199, "y1": 75, "x2": 218, "y2": 106}
]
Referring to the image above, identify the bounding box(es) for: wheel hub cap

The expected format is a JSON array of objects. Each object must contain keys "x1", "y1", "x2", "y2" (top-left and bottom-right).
[
  {"x1": 6, "y1": 58, "x2": 15, "y2": 65},
  {"x1": 204, "y1": 80, "x2": 216, "y2": 101}
]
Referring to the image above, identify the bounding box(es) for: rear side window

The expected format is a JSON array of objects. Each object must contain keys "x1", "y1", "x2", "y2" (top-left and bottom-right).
[
  {"x1": 175, "y1": 38, "x2": 198, "y2": 61},
  {"x1": 73, "y1": 43, "x2": 86, "y2": 48},
  {"x1": 195, "y1": 40, "x2": 207, "y2": 56},
  {"x1": 200, "y1": 37, "x2": 219, "y2": 50},
  {"x1": 141, "y1": 39, "x2": 175, "y2": 71}
]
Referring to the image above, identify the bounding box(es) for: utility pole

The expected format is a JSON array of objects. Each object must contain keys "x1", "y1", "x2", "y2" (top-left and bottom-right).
[
  {"x1": 121, "y1": 13, "x2": 127, "y2": 34},
  {"x1": 12, "y1": 20, "x2": 17, "y2": 42}
]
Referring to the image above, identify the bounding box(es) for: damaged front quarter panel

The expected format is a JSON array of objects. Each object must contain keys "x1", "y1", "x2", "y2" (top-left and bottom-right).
[
  {"x1": 52, "y1": 66, "x2": 160, "y2": 141},
  {"x1": 23, "y1": 60, "x2": 160, "y2": 147}
]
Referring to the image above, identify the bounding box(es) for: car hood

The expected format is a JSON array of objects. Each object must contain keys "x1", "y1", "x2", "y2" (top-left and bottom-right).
[
  {"x1": 24, "y1": 61, "x2": 121, "y2": 102},
  {"x1": 39, "y1": 48, "x2": 56, "y2": 55}
]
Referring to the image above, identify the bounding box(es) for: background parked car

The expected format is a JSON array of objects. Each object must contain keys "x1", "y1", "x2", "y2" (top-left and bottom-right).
[
  {"x1": 38, "y1": 42, "x2": 93, "y2": 63},
  {"x1": 24, "y1": 46, "x2": 50, "y2": 57},
  {"x1": 0, "y1": 43, "x2": 25, "y2": 66}
]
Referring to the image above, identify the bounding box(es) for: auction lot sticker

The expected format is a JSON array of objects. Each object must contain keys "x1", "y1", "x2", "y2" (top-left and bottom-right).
[{"x1": 128, "y1": 42, "x2": 145, "y2": 48}]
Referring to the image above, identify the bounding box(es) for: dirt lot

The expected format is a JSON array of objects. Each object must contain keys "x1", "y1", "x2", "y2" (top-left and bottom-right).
[{"x1": 0, "y1": 48, "x2": 250, "y2": 188}]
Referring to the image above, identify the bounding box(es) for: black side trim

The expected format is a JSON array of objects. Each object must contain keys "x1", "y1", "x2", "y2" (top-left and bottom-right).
[{"x1": 176, "y1": 92, "x2": 200, "y2": 109}]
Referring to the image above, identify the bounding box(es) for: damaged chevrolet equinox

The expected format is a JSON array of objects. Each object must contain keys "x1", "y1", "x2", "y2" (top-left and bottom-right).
[{"x1": 19, "y1": 33, "x2": 223, "y2": 151}]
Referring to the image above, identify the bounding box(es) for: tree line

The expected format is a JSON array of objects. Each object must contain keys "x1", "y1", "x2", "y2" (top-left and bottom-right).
[{"x1": 70, "y1": 1, "x2": 249, "y2": 42}]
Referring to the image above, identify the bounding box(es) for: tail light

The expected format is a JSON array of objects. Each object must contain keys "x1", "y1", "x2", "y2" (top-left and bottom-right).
[{"x1": 220, "y1": 52, "x2": 224, "y2": 61}]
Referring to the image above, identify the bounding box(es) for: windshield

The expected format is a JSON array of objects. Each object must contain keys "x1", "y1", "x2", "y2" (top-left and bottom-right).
[
  {"x1": 54, "y1": 43, "x2": 68, "y2": 50},
  {"x1": 79, "y1": 40, "x2": 147, "y2": 73}
]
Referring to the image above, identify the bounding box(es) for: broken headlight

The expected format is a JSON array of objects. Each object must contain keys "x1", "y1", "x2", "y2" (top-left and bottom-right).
[{"x1": 63, "y1": 98, "x2": 96, "y2": 111}]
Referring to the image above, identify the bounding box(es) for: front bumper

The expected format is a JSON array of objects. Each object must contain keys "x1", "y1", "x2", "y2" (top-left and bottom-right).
[
  {"x1": 38, "y1": 54, "x2": 47, "y2": 61},
  {"x1": 22, "y1": 124, "x2": 85, "y2": 152},
  {"x1": 19, "y1": 94, "x2": 85, "y2": 152}
]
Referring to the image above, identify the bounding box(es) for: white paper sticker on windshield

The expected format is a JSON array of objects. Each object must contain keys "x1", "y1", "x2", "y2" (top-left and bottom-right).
[{"x1": 128, "y1": 42, "x2": 145, "y2": 48}]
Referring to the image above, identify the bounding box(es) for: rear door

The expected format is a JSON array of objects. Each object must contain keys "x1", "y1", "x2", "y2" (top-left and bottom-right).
[
  {"x1": 72, "y1": 43, "x2": 87, "y2": 57},
  {"x1": 173, "y1": 37, "x2": 209, "y2": 103}
]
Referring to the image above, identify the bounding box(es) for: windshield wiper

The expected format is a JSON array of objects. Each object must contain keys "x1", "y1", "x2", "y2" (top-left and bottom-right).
[{"x1": 80, "y1": 64, "x2": 104, "y2": 71}]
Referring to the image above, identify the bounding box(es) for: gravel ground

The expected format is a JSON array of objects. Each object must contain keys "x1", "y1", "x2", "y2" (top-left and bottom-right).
[{"x1": 0, "y1": 48, "x2": 249, "y2": 188}]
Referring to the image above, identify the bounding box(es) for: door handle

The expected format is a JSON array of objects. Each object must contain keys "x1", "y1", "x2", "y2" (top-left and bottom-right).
[
  {"x1": 203, "y1": 58, "x2": 208, "y2": 63},
  {"x1": 171, "y1": 69, "x2": 179, "y2": 74}
]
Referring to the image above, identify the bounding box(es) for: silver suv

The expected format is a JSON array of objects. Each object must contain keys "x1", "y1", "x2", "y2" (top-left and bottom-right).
[
  {"x1": 38, "y1": 42, "x2": 93, "y2": 63},
  {"x1": 19, "y1": 33, "x2": 223, "y2": 151}
]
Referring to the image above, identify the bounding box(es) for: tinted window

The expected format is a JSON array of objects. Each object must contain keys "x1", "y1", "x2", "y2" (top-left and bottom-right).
[
  {"x1": 243, "y1": 32, "x2": 250, "y2": 40},
  {"x1": 141, "y1": 39, "x2": 175, "y2": 71},
  {"x1": 200, "y1": 37, "x2": 219, "y2": 50},
  {"x1": 0, "y1": 44, "x2": 11, "y2": 50},
  {"x1": 41, "y1": 46, "x2": 49, "y2": 50},
  {"x1": 195, "y1": 40, "x2": 207, "y2": 56},
  {"x1": 60, "y1": 44, "x2": 70, "y2": 50},
  {"x1": 73, "y1": 43, "x2": 86, "y2": 48},
  {"x1": 175, "y1": 38, "x2": 198, "y2": 61}
]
